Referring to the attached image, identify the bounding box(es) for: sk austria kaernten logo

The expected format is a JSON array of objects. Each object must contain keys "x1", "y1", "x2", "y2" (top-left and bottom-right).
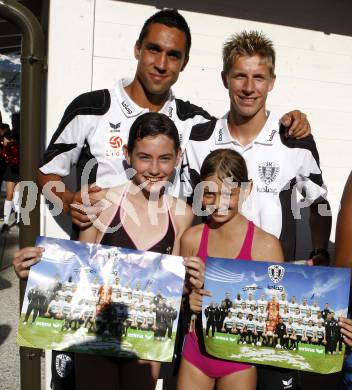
[
  {"x1": 258, "y1": 162, "x2": 279, "y2": 185},
  {"x1": 268, "y1": 265, "x2": 285, "y2": 284}
]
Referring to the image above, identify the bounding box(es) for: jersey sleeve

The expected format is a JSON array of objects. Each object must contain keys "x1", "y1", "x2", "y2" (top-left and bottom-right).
[
  {"x1": 293, "y1": 136, "x2": 328, "y2": 203},
  {"x1": 39, "y1": 89, "x2": 109, "y2": 177}
]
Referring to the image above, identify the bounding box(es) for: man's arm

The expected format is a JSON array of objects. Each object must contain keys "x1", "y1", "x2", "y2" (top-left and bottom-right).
[
  {"x1": 309, "y1": 200, "x2": 332, "y2": 265},
  {"x1": 335, "y1": 172, "x2": 352, "y2": 267},
  {"x1": 37, "y1": 171, "x2": 102, "y2": 228}
]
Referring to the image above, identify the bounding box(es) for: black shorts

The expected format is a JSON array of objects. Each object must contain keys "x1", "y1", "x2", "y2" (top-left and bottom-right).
[
  {"x1": 3, "y1": 165, "x2": 19, "y2": 182},
  {"x1": 51, "y1": 350, "x2": 75, "y2": 390},
  {"x1": 257, "y1": 366, "x2": 344, "y2": 390}
]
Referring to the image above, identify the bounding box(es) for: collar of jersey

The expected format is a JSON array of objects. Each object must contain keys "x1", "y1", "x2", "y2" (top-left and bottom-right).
[
  {"x1": 214, "y1": 111, "x2": 280, "y2": 147},
  {"x1": 114, "y1": 78, "x2": 175, "y2": 118}
]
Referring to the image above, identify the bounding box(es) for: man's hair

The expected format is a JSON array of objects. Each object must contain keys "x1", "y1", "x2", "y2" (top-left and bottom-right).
[
  {"x1": 222, "y1": 30, "x2": 275, "y2": 76},
  {"x1": 137, "y1": 9, "x2": 191, "y2": 59}
]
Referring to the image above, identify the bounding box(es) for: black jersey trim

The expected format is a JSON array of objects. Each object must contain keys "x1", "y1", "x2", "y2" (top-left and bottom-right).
[
  {"x1": 279, "y1": 124, "x2": 320, "y2": 167},
  {"x1": 279, "y1": 177, "x2": 297, "y2": 261},
  {"x1": 39, "y1": 89, "x2": 111, "y2": 168},
  {"x1": 189, "y1": 119, "x2": 217, "y2": 142},
  {"x1": 175, "y1": 99, "x2": 214, "y2": 121},
  {"x1": 41, "y1": 143, "x2": 77, "y2": 167}
]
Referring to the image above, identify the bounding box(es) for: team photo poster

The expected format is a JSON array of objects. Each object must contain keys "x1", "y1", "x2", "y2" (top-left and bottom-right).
[
  {"x1": 17, "y1": 237, "x2": 185, "y2": 362},
  {"x1": 202, "y1": 258, "x2": 351, "y2": 374}
]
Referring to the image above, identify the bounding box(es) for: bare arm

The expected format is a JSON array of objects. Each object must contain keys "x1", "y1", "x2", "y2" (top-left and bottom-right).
[
  {"x1": 335, "y1": 172, "x2": 352, "y2": 268},
  {"x1": 252, "y1": 228, "x2": 284, "y2": 263},
  {"x1": 37, "y1": 170, "x2": 103, "y2": 228}
]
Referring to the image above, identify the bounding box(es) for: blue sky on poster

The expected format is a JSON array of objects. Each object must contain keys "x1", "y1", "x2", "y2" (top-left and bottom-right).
[
  {"x1": 23, "y1": 236, "x2": 185, "y2": 311},
  {"x1": 203, "y1": 258, "x2": 350, "y2": 316}
]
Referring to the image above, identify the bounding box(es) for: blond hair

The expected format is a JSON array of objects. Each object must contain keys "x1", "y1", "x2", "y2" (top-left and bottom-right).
[{"x1": 222, "y1": 30, "x2": 275, "y2": 76}]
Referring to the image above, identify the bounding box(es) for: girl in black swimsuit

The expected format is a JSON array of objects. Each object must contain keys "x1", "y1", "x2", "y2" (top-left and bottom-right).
[
  {"x1": 75, "y1": 112, "x2": 199, "y2": 389},
  {"x1": 12, "y1": 112, "x2": 205, "y2": 389}
]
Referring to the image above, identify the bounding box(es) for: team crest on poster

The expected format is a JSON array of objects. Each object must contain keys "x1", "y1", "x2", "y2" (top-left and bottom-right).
[
  {"x1": 258, "y1": 162, "x2": 279, "y2": 185},
  {"x1": 268, "y1": 264, "x2": 285, "y2": 284}
]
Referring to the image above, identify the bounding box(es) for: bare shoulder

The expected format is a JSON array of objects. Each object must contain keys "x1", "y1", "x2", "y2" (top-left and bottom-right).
[
  {"x1": 181, "y1": 223, "x2": 204, "y2": 248},
  {"x1": 168, "y1": 196, "x2": 194, "y2": 231},
  {"x1": 252, "y1": 226, "x2": 284, "y2": 263}
]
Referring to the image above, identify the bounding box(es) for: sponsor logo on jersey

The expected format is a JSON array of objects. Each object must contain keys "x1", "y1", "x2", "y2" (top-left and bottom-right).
[
  {"x1": 267, "y1": 129, "x2": 277, "y2": 142},
  {"x1": 168, "y1": 106, "x2": 173, "y2": 118},
  {"x1": 218, "y1": 128, "x2": 223, "y2": 142},
  {"x1": 109, "y1": 122, "x2": 121, "y2": 132},
  {"x1": 121, "y1": 100, "x2": 133, "y2": 115},
  {"x1": 55, "y1": 353, "x2": 73, "y2": 378},
  {"x1": 258, "y1": 161, "x2": 279, "y2": 185},
  {"x1": 268, "y1": 265, "x2": 285, "y2": 284}
]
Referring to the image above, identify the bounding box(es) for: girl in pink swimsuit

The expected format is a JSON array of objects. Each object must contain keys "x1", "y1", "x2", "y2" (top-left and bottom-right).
[{"x1": 178, "y1": 149, "x2": 284, "y2": 390}]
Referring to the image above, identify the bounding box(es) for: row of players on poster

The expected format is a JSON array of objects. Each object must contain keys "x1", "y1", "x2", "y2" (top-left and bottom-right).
[
  {"x1": 23, "y1": 273, "x2": 171, "y2": 320},
  {"x1": 23, "y1": 274, "x2": 178, "y2": 341},
  {"x1": 213, "y1": 291, "x2": 330, "y2": 322},
  {"x1": 204, "y1": 294, "x2": 341, "y2": 354}
]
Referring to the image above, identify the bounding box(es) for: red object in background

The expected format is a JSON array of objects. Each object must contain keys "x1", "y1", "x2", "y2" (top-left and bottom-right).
[{"x1": 1, "y1": 141, "x2": 19, "y2": 167}]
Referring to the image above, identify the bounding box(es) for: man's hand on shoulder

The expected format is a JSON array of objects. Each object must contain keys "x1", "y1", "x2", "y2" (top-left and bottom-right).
[{"x1": 280, "y1": 110, "x2": 311, "y2": 139}]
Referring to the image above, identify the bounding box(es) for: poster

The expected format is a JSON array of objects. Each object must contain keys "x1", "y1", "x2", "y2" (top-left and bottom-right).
[
  {"x1": 202, "y1": 258, "x2": 350, "y2": 374},
  {"x1": 17, "y1": 236, "x2": 185, "y2": 362}
]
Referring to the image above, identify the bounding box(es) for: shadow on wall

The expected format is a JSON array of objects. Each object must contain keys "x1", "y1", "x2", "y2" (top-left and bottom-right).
[{"x1": 117, "y1": 0, "x2": 352, "y2": 37}]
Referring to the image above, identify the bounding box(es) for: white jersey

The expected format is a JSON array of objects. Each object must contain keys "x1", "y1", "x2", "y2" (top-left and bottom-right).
[
  {"x1": 303, "y1": 316, "x2": 314, "y2": 326},
  {"x1": 39, "y1": 78, "x2": 212, "y2": 194},
  {"x1": 183, "y1": 112, "x2": 327, "y2": 260},
  {"x1": 281, "y1": 312, "x2": 291, "y2": 325},
  {"x1": 316, "y1": 326, "x2": 326, "y2": 339},
  {"x1": 122, "y1": 287, "x2": 132, "y2": 300},
  {"x1": 305, "y1": 325, "x2": 315, "y2": 338},
  {"x1": 48, "y1": 300, "x2": 62, "y2": 315},
  {"x1": 255, "y1": 320, "x2": 266, "y2": 333},
  {"x1": 311, "y1": 305, "x2": 321, "y2": 318},
  {"x1": 279, "y1": 300, "x2": 288, "y2": 314},
  {"x1": 132, "y1": 289, "x2": 143, "y2": 302},
  {"x1": 257, "y1": 300, "x2": 268, "y2": 312},
  {"x1": 144, "y1": 291, "x2": 154, "y2": 305},
  {"x1": 299, "y1": 304, "x2": 310, "y2": 318},
  {"x1": 245, "y1": 299, "x2": 256, "y2": 310},
  {"x1": 233, "y1": 299, "x2": 244, "y2": 311},
  {"x1": 246, "y1": 319, "x2": 256, "y2": 332},
  {"x1": 293, "y1": 323, "x2": 306, "y2": 337},
  {"x1": 292, "y1": 314, "x2": 301, "y2": 324},
  {"x1": 289, "y1": 302, "x2": 299, "y2": 315},
  {"x1": 223, "y1": 316, "x2": 235, "y2": 330}
]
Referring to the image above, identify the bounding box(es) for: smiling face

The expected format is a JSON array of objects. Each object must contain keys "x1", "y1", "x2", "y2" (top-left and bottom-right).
[
  {"x1": 202, "y1": 176, "x2": 242, "y2": 224},
  {"x1": 124, "y1": 134, "x2": 180, "y2": 194},
  {"x1": 134, "y1": 23, "x2": 188, "y2": 98},
  {"x1": 222, "y1": 54, "x2": 275, "y2": 120}
]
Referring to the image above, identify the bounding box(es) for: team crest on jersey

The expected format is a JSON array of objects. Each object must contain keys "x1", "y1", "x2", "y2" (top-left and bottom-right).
[
  {"x1": 55, "y1": 353, "x2": 73, "y2": 378},
  {"x1": 258, "y1": 162, "x2": 279, "y2": 185},
  {"x1": 268, "y1": 265, "x2": 285, "y2": 284}
]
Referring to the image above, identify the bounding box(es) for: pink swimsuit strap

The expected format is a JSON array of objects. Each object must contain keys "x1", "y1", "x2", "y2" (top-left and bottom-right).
[{"x1": 197, "y1": 221, "x2": 255, "y2": 262}]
